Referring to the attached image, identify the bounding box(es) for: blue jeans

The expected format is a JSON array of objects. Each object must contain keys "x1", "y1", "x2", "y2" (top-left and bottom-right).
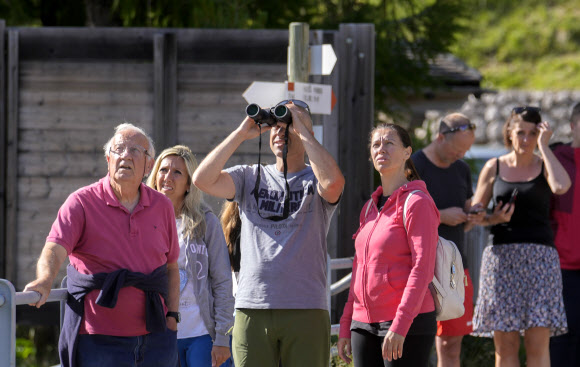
[
  {"x1": 178, "y1": 334, "x2": 233, "y2": 367},
  {"x1": 76, "y1": 328, "x2": 178, "y2": 367}
]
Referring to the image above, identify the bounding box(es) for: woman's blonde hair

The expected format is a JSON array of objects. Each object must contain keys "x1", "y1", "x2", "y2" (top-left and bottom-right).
[{"x1": 147, "y1": 145, "x2": 206, "y2": 239}]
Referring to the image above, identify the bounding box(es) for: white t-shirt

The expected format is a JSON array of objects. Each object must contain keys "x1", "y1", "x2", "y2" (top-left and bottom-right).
[{"x1": 176, "y1": 220, "x2": 209, "y2": 339}]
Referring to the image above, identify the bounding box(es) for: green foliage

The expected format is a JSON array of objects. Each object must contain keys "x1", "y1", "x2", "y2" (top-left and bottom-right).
[
  {"x1": 0, "y1": 0, "x2": 85, "y2": 26},
  {"x1": 15, "y1": 325, "x2": 60, "y2": 367},
  {"x1": 373, "y1": 0, "x2": 468, "y2": 112},
  {"x1": 16, "y1": 337, "x2": 36, "y2": 366},
  {"x1": 111, "y1": 0, "x2": 269, "y2": 28},
  {"x1": 0, "y1": 0, "x2": 41, "y2": 25},
  {"x1": 452, "y1": 0, "x2": 580, "y2": 89}
]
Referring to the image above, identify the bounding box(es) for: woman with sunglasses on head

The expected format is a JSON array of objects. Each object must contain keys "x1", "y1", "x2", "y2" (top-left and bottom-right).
[
  {"x1": 337, "y1": 123, "x2": 440, "y2": 367},
  {"x1": 147, "y1": 145, "x2": 235, "y2": 367},
  {"x1": 471, "y1": 107, "x2": 571, "y2": 366}
]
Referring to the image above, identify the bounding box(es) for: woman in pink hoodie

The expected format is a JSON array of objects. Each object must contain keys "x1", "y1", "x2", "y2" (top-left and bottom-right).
[{"x1": 337, "y1": 123, "x2": 440, "y2": 367}]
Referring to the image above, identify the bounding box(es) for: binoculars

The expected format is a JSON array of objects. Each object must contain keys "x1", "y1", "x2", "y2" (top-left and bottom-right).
[{"x1": 246, "y1": 103, "x2": 292, "y2": 126}]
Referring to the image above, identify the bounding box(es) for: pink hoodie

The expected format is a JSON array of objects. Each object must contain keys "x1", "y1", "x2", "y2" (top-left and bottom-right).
[{"x1": 339, "y1": 180, "x2": 439, "y2": 338}]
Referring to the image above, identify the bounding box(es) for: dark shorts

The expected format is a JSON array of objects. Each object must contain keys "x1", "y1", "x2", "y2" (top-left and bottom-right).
[{"x1": 550, "y1": 269, "x2": 580, "y2": 367}]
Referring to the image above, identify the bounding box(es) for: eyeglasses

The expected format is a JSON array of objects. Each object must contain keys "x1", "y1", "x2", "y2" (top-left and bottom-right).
[
  {"x1": 275, "y1": 99, "x2": 311, "y2": 113},
  {"x1": 512, "y1": 106, "x2": 541, "y2": 114},
  {"x1": 109, "y1": 144, "x2": 150, "y2": 159},
  {"x1": 441, "y1": 120, "x2": 476, "y2": 134}
]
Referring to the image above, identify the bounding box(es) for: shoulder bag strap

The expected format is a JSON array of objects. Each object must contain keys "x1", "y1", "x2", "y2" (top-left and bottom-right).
[{"x1": 402, "y1": 190, "x2": 423, "y2": 231}]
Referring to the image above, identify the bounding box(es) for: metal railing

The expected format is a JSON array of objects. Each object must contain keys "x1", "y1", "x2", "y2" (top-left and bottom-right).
[
  {"x1": 327, "y1": 256, "x2": 354, "y2": 337},
  {"x1": 0, "y1": 256, "x2": 354, "y2": 367},
  {"x1": 0, "y1": 279, "x2": 68, "y2": 367}
]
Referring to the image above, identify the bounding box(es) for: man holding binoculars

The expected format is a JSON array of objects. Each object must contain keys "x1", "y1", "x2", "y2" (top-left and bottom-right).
[{"x1": 193, "y1": 100, "x2": 345, "y2": 367}]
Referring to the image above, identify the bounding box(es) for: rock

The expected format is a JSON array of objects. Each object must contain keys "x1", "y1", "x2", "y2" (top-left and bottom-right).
[
  {"x1": 486, "y1": 120, "x2": 504, "y2": 144},
  {"x1": 421, "y1": 90, "x2": 579, "y2": 145}
]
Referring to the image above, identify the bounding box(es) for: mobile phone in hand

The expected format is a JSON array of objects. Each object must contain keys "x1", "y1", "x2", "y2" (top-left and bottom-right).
[
  {"x1": 508, "y1": 188, "x2": 518, "y2": 205},
  {"x1": 469, "y1": 207, "x2": 484, "y2": 214}
]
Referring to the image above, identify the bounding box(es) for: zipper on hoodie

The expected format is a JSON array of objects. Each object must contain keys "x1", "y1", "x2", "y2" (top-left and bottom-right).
[{"x1": 362, "y1": 198, "x2": 382, "y2": 322}]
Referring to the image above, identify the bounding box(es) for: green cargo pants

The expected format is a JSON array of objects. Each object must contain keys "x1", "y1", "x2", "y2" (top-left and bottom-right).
[{"x1": 232, "y1": 308, "x2": 330, "y2": 367}]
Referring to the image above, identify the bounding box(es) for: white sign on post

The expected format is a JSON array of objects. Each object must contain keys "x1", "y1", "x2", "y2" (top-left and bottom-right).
[
  {"x1": 243, "y1": 81, "x2": 335, "y2": 115},
  {"x1": 242, "y1": 81, "x2": 287, "y2": 108},
  {"x1": 290, "y1": 82, "x2": 334, "y2": 115},
  {"x1": 309, "y1": 44, "x2": 337, "y2": 75}
]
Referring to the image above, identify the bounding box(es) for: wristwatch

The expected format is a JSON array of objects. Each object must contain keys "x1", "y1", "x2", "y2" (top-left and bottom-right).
[{"x1": 166, "y1": 311, "x2": 181, "y2": 323}]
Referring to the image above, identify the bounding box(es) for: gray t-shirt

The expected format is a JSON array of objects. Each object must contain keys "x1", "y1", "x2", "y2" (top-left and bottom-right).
[{"x1": 225, "y1": 164, "x2": 337, "y2": 310}]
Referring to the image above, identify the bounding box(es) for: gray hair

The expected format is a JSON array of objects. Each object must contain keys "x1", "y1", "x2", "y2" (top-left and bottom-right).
[{"x1": 103, "y1": 123, "x2": 155, "y2": 159}]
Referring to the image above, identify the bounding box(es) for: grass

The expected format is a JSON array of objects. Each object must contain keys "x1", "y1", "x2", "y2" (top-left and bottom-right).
[{"x1": 451, "y1": 0, "x2": 580, "y2": 90}]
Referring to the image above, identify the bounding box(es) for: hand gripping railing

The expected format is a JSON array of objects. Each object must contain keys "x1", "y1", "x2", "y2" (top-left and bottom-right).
[{"x1": 0, "y1": 279, "x2": 67, "y2": 367}]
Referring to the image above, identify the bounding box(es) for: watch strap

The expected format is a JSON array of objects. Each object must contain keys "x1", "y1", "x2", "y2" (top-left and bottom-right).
[{"x1": 166, "y1": 311, "x2": 181, "y2": 323}]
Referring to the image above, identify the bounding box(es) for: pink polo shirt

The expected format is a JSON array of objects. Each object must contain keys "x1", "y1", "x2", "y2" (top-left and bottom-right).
[{"x1": 46, "y1": 175, "x2": 179, "y2": 336}]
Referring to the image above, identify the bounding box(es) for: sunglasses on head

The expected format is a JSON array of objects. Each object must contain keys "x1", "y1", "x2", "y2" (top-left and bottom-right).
[
  {"x1": 275, "y1": 99, "x2": 311, "y2": 113},
  {"x1": 440, "y1": 120, "x2": 476, "y2": 134},
  {"x1": 512, "y1": 106, "x2": 542, "y2": 123},
  {"x1": 512, "y1": 106, "x2": 541, "y2": 115}
]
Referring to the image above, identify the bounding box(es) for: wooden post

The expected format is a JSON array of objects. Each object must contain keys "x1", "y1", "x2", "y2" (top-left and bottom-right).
[
  {"x1": 310, "y1": 30, "x2": 340, "y2": 261},
  {"x1": 153, "y1": 32, "x2": 177, "y2": 151},
  {"x1": 311, "y1": 29, "x2": 342, "y2": 322},
  {"x1": 0, "y1": 20, "x2": 6, "y2": 278},
  {"x1": 6, "y1": 29, "x2": 19, "y2": 283},
  {"x1": 288, "y1": 23, "x2": 309, "y2": 83},
  {"x1": 336, "y1": 24, "x2": 375, "y2": 260}
]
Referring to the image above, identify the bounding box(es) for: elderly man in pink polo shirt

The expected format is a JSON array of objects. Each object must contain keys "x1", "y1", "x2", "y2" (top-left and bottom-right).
[{"x1": 24, "y1": 123, "x2": 180, "y2": 367}]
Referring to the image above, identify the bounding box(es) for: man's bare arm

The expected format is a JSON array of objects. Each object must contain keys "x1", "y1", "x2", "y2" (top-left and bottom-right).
[
  {"x1": 193, "y1": 117, "x2": 270, "y2": 199},
  {"x1": 23, "y1": 242, "x2": 68, "y2": 308}
]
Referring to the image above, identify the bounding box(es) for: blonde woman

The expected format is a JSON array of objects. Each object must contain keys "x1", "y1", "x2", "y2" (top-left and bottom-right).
[{"x1": 147, "y1": 145, "x2": 234, "y2": 367}]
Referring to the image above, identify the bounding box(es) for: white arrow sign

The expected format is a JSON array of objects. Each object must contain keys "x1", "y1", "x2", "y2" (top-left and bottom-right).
[
  {"x1": 242, "y1": 81, "x2": 287, "y2": 108},
  {"x1": 310, "y1": 44, "x2": 337, "y2": 75},
  {"x1": 288, "y1": 82, "x2": 335, "y2": 115},
  {"x1": 243, "y1": 81, "x2": 336, "y2": 115}
]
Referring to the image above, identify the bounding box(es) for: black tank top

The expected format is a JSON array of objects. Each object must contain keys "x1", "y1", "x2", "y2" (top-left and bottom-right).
[{"x1": 491, "y1": 158, "x2": 554, "y2": 246}]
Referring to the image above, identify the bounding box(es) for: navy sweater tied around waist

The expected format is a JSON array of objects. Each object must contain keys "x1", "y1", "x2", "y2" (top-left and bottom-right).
[{"x1": 59, "y1": 264, "x2": 169, "y2": 367}]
